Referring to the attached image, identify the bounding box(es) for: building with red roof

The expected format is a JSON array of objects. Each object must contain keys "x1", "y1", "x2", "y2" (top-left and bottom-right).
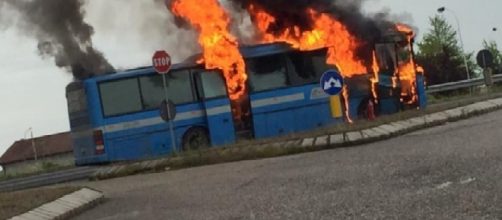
[{"x1": 0, "y1": 132, "x2": 74, "y2": 176}]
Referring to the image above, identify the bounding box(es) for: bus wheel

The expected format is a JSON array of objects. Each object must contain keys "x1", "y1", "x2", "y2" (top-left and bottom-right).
[{"x1": 182, "y1": 127, "x2": 210, "y2": 151}]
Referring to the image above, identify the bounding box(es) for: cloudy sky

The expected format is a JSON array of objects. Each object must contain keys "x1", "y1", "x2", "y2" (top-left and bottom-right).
[{"x1": 0, "y1": 0, "x2": 501, "y2": 158}]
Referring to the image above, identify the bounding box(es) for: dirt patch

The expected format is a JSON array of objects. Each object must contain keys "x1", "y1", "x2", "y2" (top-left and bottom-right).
[{"x1": 0, "y1": 186, "x2": 80, "y2": 219}]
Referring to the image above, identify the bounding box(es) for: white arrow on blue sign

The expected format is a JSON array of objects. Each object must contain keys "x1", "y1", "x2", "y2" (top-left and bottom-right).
[{"x1": 320, "y1": 70, "x2": 344, "y2": 96}]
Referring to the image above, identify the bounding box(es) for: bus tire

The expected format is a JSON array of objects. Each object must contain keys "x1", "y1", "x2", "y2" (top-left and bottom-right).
[{"x1": 182, "y1": 127, "x2": 210, "y2": 151}]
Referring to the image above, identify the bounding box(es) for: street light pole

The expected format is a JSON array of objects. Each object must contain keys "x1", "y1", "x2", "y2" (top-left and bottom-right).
[
  {"x1": 491, "y1": 27, "x2": 499, "y2": 41},
  {"x1": 24, "y1": 127, "x2": 38, "y2": 161},
  {"x1": 438, "y1": 7, "x2": 471, "y2": 81}
]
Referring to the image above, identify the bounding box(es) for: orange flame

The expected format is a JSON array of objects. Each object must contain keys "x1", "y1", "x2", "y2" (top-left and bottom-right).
[
  {"x1": 370, "y1": 51, "x2": 380, "y2": 103},
  {"x1": 249, "y1": 6, "x2": 373, "y2": 122},
  {"x1": 171, "y1": 0, "x2": 247, "y2": 100},
  {"x1": 396, "y1": 23, "x2": 415, "y2": 37},
  {"x1": 342, "y1": 85, "x2": 353, "y2": 123},
  {"x1": 249, "y1": 6, "x2": 367, "y2": 77},
  {"x1": 395, "y1": 23, "x2": 422, "y2": 106},
  {"x1": 398, "y1": 61, "x2": 418, "y2": 104}
]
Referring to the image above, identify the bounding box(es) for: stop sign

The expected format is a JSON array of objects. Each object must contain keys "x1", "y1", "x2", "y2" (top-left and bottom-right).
[{"x1": 152, "y1": 50, "x2": 172, "y2": 74}]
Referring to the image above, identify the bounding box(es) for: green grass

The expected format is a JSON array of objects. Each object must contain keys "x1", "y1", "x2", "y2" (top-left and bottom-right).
[
  {"x1": 0, "y1": 164, "x2": 75, "y2": 182},
  {"x1": 0, "y1": 186, "x2": 80, "y2": 219}
]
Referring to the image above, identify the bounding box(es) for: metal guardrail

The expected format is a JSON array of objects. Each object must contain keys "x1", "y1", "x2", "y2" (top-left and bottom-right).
[
  {"x1": 427, "y1": 74, "x2": 502, "y2": 94},
  {"x1": 0, "y1": 166, "x2": 97, "y2": 192}
]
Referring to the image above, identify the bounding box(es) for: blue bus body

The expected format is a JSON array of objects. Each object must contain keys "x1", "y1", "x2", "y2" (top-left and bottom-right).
[
  {"x1": 249, "y1": 84, "x2": 340, "y2": 139},
  {"x1": 66, "y1": 43, "x2": 426, "y2": 165}
]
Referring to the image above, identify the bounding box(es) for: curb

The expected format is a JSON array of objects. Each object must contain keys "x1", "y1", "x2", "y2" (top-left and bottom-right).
[
  {"x1": 90, "y1": 97, "x2": 502, "y2": 181},
  {"x1": 9, "y1": 188, "x2": 104, "y2": 220},
  {"x1": 297, "y1": 98, "x2": 502, "y2": 147}
]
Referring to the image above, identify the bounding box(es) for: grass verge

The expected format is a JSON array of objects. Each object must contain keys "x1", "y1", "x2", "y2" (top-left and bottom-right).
[
  {"x1": 0, "y1": 165, "x2": 75, "y2": 182},
  {"x1": 230, "y1": 89, "x2": 502, "y2": 148},
  {"x1": 91, "y1": 89, "x2": 502, "y2": 180},
  {"x1": 0, "y1": 186, "x2": 80, "y2": 219}
]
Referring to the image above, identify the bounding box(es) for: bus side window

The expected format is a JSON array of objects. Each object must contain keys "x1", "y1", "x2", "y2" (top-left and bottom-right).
[
  {"x1": 286, "y1": 49, "x2": 332, "y2": 86},
  {"x1": 139, "y1": 69, "x2": 194, "y2": 109},
  {"x1": 286, "y1": 51, "x2": 316, "y2": 86},
  {"x1": 99, "y1": 78, "x2": 143, "y2": 117},
  {"x1": 198, "y1": 70, "x2": 227, "y2": 99},
  {"x1": 246, "y1": 54, "x2": 288, "y2": 92},
  {"x1": 310, "y1": 50, "x2": 333, "y2": 78}
]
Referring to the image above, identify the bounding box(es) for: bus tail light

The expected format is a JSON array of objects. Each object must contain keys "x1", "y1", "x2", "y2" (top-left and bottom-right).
[{"x1": 93, "y1": 130, "x2": 105, "y2": 155}]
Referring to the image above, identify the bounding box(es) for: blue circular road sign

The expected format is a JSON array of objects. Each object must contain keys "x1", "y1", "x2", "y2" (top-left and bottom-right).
[{"x1": 320, "y1": 70, "x2": 344, "y2": 96}]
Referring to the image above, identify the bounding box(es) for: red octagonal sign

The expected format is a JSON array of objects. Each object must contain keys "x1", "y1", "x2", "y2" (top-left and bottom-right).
[{"x1": 152, "y1": 50, "x2": 172, "y2": 74}]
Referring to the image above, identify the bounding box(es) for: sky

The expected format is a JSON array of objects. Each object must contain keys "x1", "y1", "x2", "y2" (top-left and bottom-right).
[{"x1": 0, "y1": 0, "x2": 501, "y2": 158}]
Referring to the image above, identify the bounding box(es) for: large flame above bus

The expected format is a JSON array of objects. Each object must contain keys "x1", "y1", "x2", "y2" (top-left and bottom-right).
[
  {"x1": 248, "y1": 5, "x2": 369, "y2": 77},
  {"x1": 170, "y1": 0, "x2": 247, "y2": 101},
  {"x1": 247, "y1": 5, "x2": 382, "y2": 122}
]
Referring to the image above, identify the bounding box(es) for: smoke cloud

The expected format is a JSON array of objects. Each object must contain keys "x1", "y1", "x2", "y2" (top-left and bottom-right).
[
  {"x1": 229, "y1": 0, "x2": 396, "y2": 61},
  {"x1": 1, "y1": 0, "x2": 114, "y2": 79},
  {"x1": 85, "y1": 0, "x2": 199, "y2": 65},
  {"x1": 230, "y1": 0, "x2": 395, "y2": 38}
]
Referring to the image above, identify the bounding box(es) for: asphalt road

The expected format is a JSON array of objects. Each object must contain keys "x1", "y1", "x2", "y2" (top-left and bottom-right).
[{"x1": 74, "y1": 110, "x2": 502, "y2": 220}]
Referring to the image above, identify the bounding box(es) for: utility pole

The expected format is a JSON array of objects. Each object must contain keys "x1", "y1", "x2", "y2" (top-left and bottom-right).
[
  {"x1": 25, "y1": 127, "x2": 38, "y2": 161},
  {"x1": 437, "y1": 7, "x2": 471, "y2": 81}
]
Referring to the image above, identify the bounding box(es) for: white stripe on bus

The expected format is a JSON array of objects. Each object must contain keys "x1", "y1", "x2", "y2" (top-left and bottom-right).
[
  {"x1": 103, "y1": 117, "x2": 164, "y2": 133},
  {"x1": 206, "y1": 105, "x2": 232, "y2": 116},
  {"x1": 73, "y1": 93, "x2": 306, "y2": 136},
  {"x1": 175, "y1": 110, "x2": 205, "y2": 121},
  {"x1": 251, "y1": 93, "x2": 305, "y2": 108},
  {"x1": 96, "y1": 106, "x2": 229, "y2": 134},
  {"x1": 102, "y1": 110, "x2": 205, "y2": 133}
]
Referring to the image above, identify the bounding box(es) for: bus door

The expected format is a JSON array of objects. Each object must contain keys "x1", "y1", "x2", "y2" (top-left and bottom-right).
[
  {"x1": 375, "y1": 43, "x2": 400, "y2": 115},
  {"x1": 195, "y1": 70, "x2": 236, "y2": 146},
  {"x1": 245, "y1": 53, "x2": 297, "y2": 139}
]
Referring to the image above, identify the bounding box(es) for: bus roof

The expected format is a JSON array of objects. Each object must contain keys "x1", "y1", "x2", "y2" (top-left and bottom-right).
[
  {"x1": 240, "y1": 42, "x2": 294, "y2": 58},
  {"x1": 88, "y1": 42, "x2": 302, "y2": 82},
  {"x1": 88, "y1": 61, "x2": 201, "y2": 82}
]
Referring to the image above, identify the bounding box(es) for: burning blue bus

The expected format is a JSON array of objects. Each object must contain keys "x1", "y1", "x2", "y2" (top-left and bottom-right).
[{"x1": 66, "y1": 35, "x2": 426, "y2": 165}]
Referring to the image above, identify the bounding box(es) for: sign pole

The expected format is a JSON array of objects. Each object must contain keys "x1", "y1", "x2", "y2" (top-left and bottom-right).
[
  {"x1": 329, "y1": 95, "x2": 343, "y2": 118},
  {"x1": 153, "y1": 50, "x2": 177, "y2": 153},
  {"x1": 321, "y1": 70, "x2": 345, "y2": 119},
  {"x1": 162, "y1": 74, "x2": 178, "y2": 153}
]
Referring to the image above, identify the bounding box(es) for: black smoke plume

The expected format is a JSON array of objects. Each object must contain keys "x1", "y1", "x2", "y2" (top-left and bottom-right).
[
  {"x1": 1, "y1": 0, "x2": 114, "y2": 79},
  {"x1": 230, "y1": 0, "x2": 395, "y2": 64}
]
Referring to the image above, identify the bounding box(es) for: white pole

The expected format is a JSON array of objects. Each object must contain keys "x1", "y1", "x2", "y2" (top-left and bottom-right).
[
  {"x1": 162, "y1": 74, "x2": 178, "y2": 153},
  {"x1": 445, "y1": 8, "x2": 471, "y2": 80},
  {"x1": 29, "y1": 128, "x2": 37, "y2": 161}
]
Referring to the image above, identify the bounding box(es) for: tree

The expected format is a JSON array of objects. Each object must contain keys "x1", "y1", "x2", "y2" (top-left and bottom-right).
[
  {"x1": 415, "y1": 15, "x2": 477, "y2": 85},
  {"x1": 482, "y1": 40, "x2": 502, "y2": 73}
]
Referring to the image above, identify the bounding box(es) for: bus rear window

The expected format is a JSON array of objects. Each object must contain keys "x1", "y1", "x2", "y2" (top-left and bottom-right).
[
  {"x1": 99, "y1": 78, "x2": 143, "y2": 117},
  {"x1": 66, "y1": 83, "x2": 87, "y2": 114}
]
